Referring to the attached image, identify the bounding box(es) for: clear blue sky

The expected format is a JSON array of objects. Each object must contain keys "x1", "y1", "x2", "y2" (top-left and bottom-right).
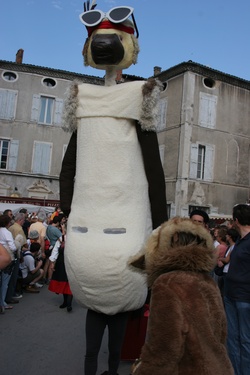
[{"x1": 1, "y1": 0, "x2": 250, "y2": 80}]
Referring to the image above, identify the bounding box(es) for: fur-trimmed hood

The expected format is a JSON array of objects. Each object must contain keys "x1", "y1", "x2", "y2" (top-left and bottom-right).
[{"x1": 131, "y1": 217, "x2": 216, "y2": 287}]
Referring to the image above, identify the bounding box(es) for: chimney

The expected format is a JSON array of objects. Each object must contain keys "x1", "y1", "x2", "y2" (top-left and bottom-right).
[
  {"x1": 16, "y1": 49, "x2": 24, "y2": 64},
  {"x1": 154, "y1": 66, "x2": 162, "y2": 76}
]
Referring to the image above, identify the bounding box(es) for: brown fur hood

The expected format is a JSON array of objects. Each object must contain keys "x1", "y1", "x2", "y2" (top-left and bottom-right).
[{"x1": 131, "y1": 217, "x2": 216, "y2": 287}]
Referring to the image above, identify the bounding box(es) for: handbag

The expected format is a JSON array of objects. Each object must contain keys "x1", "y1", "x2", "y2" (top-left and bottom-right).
[{"x1": 214, "y1": 265, "x2": 224, "y2": 276}]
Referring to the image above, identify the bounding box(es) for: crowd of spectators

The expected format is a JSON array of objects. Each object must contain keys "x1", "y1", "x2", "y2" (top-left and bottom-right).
[
  {"x1": 1, "y1": 203, "x2": 250, "y2": 375},
  {"x1": 0, "y1": 206, "x2": 67, "y2": 313}
]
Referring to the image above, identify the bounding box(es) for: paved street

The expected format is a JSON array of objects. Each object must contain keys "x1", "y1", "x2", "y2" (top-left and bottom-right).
[{"x1": 1, "y1": 285, "x2": 132, "y2": 375}]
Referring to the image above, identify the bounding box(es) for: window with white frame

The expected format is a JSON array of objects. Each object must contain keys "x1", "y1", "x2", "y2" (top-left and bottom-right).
[
  {"x1": 0, "y1": 140, "x2": 9, "y2": 169},
  {"x1": 39, "y1": 96, "x2": 54, "y2": 124},
  {"x1": 198, "y1": 92, "x2": 217, "y2": 128},
  {"x1": 2, "y1": 71, "x2": 18, "y2": 82},
  {"x1": 0, "y1": 139, "x2": 19, "y2": 171},
  {"x1": 31, "y1": 95, "x2": 63, "y2": 126},
  {"x1": 197, "y1": 145, "x2": 206, "y2": 179},
  {"x1": 32, "y1": 141, "x2": 52, "y2": 175},
  {"x1": 0, "y1": 89, "x2": 18, "y2": 120},
  {"x1": 190, "y1": 143, "x2": 215, "y2": 181}
]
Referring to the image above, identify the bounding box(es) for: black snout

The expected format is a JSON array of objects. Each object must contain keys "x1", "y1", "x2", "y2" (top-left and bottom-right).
[{"x1": 91, "y1": 34, "x2": 124, "y2": 65}]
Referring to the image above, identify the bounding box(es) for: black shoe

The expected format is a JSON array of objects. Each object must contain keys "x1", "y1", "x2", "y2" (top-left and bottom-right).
[
  {"x1": 59, "y1": 303, "x2": 67, "y2": 309},
  {"x1": 67, "y1": 306, "x2": 72, "y2": 312},
  {"x1": 5, "y1": 299, "x2": 19, "y2": 304}
]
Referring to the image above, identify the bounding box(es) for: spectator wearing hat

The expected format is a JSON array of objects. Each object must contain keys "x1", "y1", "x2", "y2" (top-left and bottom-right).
[
  {"x1": 27, "y1": 230, "x2": 43, "y2": 264},
  {"x1": 27, "y1": 230, "x2": 40, "y2": 248},
  {"x1": 190, "y1": 209, "x2": 210, "y2": 229}
]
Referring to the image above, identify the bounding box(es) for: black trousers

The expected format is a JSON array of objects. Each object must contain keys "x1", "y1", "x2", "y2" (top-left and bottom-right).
[{"x1": 84, "y1": 309, "x2": 129, "y2": 375}]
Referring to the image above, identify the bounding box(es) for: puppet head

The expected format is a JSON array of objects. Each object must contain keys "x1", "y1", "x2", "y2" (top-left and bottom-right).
[
  {"x1": 80, "y1": 1, "x2": 140, "y2": 71},
  {"x1": 130, "y1": 217, "x2": 216, "y2": 287}
]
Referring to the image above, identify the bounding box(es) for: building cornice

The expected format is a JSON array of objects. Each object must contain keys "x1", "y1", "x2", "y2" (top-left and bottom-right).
[
  {"x1": 1, "y1": 59, "x2": 250, "y2": 90},
  {"x1": 0, "y1": 60, "x2": 104, "y2": 85},
  {"x1": 154, "y1": 61, "x2": 250, "y2": 91}
]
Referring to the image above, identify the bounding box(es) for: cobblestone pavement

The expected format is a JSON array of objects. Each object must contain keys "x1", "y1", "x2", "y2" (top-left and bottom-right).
[{"x1": 1, "y1": 285, "x2": 132, "y2": 375}]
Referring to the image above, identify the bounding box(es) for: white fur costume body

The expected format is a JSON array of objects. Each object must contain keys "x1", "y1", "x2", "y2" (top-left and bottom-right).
[{"x1": 65, "y1": 81, "x2": 156, "y2": 315}]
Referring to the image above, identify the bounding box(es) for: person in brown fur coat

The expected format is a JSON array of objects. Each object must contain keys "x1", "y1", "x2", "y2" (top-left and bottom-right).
[{"x1": 131, "y1": 217, "x2": 234, "y2": 375}]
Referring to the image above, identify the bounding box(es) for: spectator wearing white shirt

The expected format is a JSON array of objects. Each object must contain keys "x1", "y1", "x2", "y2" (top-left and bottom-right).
[{"x1": 0, "y1": 215, "x2": 17, "y2": 312}]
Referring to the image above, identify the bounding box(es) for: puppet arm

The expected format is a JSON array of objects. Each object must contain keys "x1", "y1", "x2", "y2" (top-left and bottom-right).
[
  {"x1": 59, "y1": 131, "x2": 77, "y2": 216},
  {"x1": 134, "y1": 275, "x2": 187, "y2": 375},
  {"x1": 135, "y1": 122, "x2": 167, "y2": 228}
]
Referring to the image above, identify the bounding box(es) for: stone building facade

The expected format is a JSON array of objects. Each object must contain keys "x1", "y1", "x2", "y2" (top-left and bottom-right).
[
  {"x1": 0, "y1": 59, "x2": 103, "y2": 202},
  {"x1": 155, "y1": 61, "x2": 250, "y2": 217}
]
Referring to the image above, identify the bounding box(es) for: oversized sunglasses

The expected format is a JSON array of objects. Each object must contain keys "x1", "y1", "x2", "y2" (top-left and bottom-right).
[{"x1": 79, "y1": 6, "x2": 139, "y2": 37}]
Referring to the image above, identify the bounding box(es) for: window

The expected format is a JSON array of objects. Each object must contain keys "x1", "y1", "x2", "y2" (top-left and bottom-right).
[
  {"x1": 197, "y1": 145, "x2": 205, "y2": 179},
  {"x1": 31, "y1": 95, "x2": 63, "y2": 126},
  {"x1": 42, "y1": 78, "x2": 56, "y2": 87},
  {"x1": 39, "y1": 96, "x2": 54, "y2": 124},
  {"x1": 0, "y1": 89, "x2": 18, "y2": 120},
  {"x1": 0, "y1": 140, "x2": 9, "y2": 169},
  {"x1": 2, "y1": 71, "x2": 18, "y2": 81},
  {"x1": 203, "y1": 78, "x2": 216, "y2": 89},
  {"x1": 166, "y1": 203, "x2": 171, "y2": 219},
  {"x1": 32, "y1": 141, "x2": 52, "y2": 175},
  {"x1": 198, "y1": 92, "x2": 217, "y2": 128},
  {"x1": 0, "y1": 139, "x2": 19, "y2": 170},
  {"x1": 190, "y1": 143, "x2": 215, "y2": 181}
]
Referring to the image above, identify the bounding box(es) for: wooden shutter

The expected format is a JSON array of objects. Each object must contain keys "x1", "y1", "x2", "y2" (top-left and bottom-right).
[
  {"x1": 204, "y1": 145, "x2": 215, "y2": 181},
  {"x1": 198, "y1": 93, "x2": 217, "y2": 128},
  {"x1": 31, "y1": 94, "x2": 41, "y2": 122},
  {"x1": 32, "y1": 142, "x2": 52, "y2": 174},
  {"x1": 54, "y1": 98, "x2": 64, "y2": 126},
  {"x1": 8, "y1": 140, "x2": 19, "y2": 171},
  {"x1": 0, "y1": 89, "x2": 17, "y2": 120}
]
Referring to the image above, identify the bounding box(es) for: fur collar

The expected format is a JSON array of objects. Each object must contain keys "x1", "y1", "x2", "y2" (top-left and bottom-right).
[
  {"x1": 130, "y1": 217, "x2": 216, "y2": 287},
  {"x1": 62, "y1": 78, "x2": 163, "y2": 133}
]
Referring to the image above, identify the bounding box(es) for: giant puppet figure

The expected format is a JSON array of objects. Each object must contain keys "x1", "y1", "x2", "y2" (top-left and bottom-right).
[{"x1": 60, "y1": 1, "x2": 167, "y2": 317}]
